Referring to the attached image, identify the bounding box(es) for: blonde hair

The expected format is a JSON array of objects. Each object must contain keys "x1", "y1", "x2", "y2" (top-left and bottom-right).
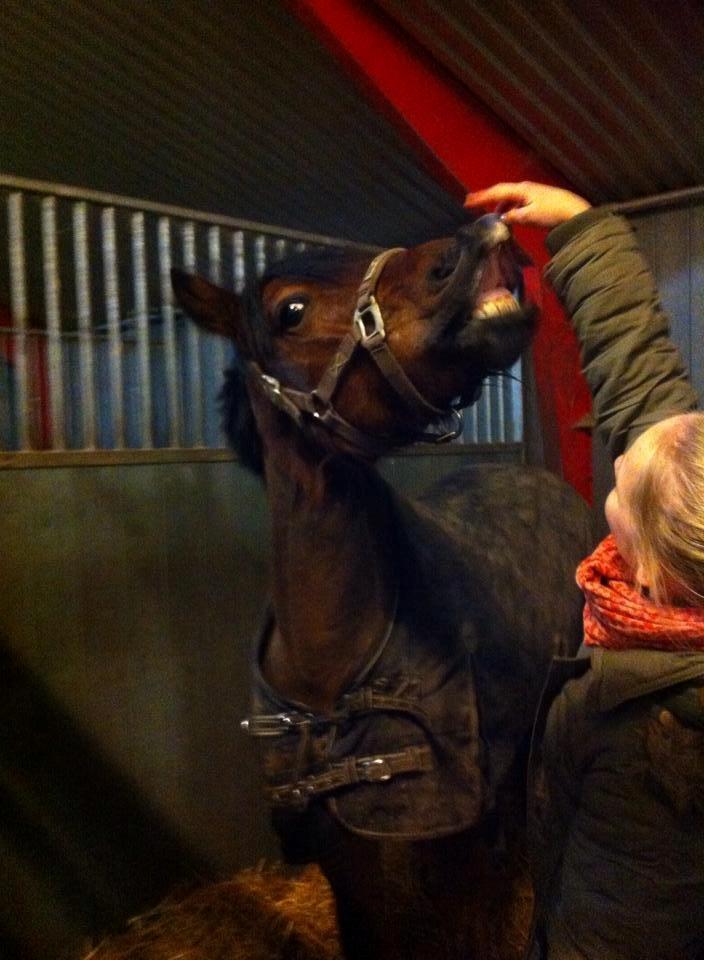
[{"x1": 629, "y1": 412, "x2": 704, "y2": 606}]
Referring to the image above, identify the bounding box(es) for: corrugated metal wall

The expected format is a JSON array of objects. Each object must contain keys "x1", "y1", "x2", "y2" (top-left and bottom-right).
[
  {"x1": 0, "y1": 0, "x2": 466, "y2": 246},
  {"x1": 1, "y1": 462, "x2": 275, "y2": 957},
  {"x1": 629, "y1": 203, "x2": 704, "y2": 395},
  {"x1": 588, "y1": 196, "x2": 704, "y2": 535}
]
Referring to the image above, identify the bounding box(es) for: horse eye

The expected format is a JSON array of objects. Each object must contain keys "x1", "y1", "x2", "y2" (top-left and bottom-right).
[{"x1": 277, "y1": 299, "x2": 307, "y2": 329}]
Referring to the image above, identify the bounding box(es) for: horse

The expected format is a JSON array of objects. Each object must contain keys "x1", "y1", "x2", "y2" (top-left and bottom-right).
[{"x1": 171, "y1": 215, "x2": 593, "y2": 960}]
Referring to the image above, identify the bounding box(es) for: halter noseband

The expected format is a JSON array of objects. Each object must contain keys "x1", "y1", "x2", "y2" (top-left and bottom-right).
[{"x1": 250, "y1": 248, "x2": 465, "y2": 456}]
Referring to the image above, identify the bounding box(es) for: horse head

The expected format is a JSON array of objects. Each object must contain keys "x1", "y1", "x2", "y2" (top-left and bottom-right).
[{"x1": 172, "y1": 214, "x2": 534, "y2": 466}]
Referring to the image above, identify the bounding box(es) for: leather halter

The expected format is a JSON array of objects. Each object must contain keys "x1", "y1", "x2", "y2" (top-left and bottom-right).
[{"x1": 249, "y1": 247, "x2": 465, "y2": 457}]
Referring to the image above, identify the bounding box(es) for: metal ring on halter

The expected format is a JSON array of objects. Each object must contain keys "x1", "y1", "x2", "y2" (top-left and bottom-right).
[{"x1": 422, "y1": 407, "x2": 464, "y2": 444}]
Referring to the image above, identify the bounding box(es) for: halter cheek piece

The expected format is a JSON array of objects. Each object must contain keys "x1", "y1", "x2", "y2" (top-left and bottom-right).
[{"x1": 250, "y1": 247, "x2": 469, "y2": 456}]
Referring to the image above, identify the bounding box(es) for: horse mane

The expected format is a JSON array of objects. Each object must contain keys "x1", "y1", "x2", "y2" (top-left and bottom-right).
[{"x1": 221, "y1": 246, "x2": 372, "y2": 475}]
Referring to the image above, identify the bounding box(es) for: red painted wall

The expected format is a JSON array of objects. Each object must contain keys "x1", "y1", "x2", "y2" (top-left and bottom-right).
[
  {"x1": 290, "y1": 0, "x2": 593, "y2": 501},
  {"x1": 0, "y1": 306, "x2": 51, "y2": 448}
]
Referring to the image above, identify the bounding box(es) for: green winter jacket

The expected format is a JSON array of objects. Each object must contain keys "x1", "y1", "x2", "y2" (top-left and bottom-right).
[
  {"x1": 545, "y1": 208, "x2": 697, "y2": 458},
  {"x1": 528, "y1": 210, "x2": 704, "y2": 960}
]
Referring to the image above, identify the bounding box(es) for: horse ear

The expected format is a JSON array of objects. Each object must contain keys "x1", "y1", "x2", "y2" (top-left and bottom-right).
[{"x1": 171, "y1": 269, "x2": 244, "y2": 342}]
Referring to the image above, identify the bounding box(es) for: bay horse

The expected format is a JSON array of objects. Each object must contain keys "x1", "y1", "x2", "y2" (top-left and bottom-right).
[{"x1": 172, "y1": 216, "x2": 592, "y2": 960}]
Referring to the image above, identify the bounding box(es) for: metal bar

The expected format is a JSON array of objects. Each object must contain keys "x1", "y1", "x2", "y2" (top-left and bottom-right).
[
  {"x1": 182, "y1": 221, "x2": 203, "y2": 445},
  {"x1": 102, "y1": 207, "x2": 125, "y2": 447},
  {"x1": 481, "y1": 383, "x2": 493, "y2": 443},
  {"x1": 73, "y1": 202, "x2": 97, "y2": 448},
  {"x1": 7, "y1": 192, "x2": 31, "y2": 450},
  {"x1": 131, "y1": 212, "x2": 153, "y2": 447},
  {"x1": 609, "y1": 187, "x2": 704, "y2": 215},
  {"x1": 158, "y1": 217, "x2": 181, "y2": 447},
  {"x1": 41, "y1": 196, "x2": 65, "y2": 450},
  {"x1": 208, "y1": 226, "x2": 222, "y2": 284},
  {"x1": 495, "y1": 374, "x2": 507, "y2": 443},
  {"x1": 466, "y1": 400, "x2": 479, "y2": 443},
  {"x1": 255, "y1": 234, "x2": 267, "y2": 277},
  {"x1": 511, "y1": 360, "x2": 523, "y2": 443},
  {"x1": 0, "y1": 447, "x2": 236, "y2": 469},
  {"x1": 0, "y1": 173, "x2": 379, "y2": 251},
  {"x1": 233, "y1": 230, "x2": 246, "y2": 294},
  {"x1": 208, "y1": 225, "x2": 228, "y2": 376},
  {"x1": 0, "y1": 443, "x2": 521, "y2": 471}
]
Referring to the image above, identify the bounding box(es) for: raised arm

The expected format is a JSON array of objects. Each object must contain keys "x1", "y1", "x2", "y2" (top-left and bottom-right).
[{"x1": 466, "y1": 183, "x2": 698, "y2": 459}]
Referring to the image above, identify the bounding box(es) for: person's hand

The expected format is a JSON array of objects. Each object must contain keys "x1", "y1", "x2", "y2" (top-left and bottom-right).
[{"x1": 464, "y1": 181, "x2": 591, "y2": 230}]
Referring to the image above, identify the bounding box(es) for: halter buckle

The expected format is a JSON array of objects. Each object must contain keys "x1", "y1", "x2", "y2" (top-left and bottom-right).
[
  {"x1": 259, "y1": 373, "x2": 285, "y2": 408},
  {"x1": 354, "y1": 296, "x2": 385, "y2": 348},
  {"x1": 241, "y1": 712, "x2": 310, "y2": 737}
]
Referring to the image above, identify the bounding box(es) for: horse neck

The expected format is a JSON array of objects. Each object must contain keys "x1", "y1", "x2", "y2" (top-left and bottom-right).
[{"x1": 261, "y1": 434, "x2": 396, "y2": 714}]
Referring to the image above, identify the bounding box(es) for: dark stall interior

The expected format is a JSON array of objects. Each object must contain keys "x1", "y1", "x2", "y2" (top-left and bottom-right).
[{"x1": 1, "y1": 2, "x2": 703, "y2": 958}]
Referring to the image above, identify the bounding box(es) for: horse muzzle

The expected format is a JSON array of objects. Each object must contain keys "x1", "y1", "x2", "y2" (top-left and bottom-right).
[{"x1": 431, "y1": 214, "x2": 533, "y2": 342}]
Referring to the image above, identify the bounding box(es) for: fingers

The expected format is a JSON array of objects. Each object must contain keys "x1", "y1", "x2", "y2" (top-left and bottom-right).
[
  {"x1": 499, "y1": 204, "x2": 535, "y2": 225},
  {"x1": 464, "y1": 182, "x2": 530, "y2": 212},
  {"x1": 464, "y1": 181, "x2": 591, "y2": 229}
]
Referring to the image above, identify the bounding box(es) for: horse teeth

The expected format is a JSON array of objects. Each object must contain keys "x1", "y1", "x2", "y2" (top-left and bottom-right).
[{"x1": 472, "y1": 296, "x2": 518, "y2": 321}]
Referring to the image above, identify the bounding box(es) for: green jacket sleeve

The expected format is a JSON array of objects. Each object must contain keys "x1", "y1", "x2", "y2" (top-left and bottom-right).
[{"x1": 545, "y1": 210, "x2": 698, "y2": 459}]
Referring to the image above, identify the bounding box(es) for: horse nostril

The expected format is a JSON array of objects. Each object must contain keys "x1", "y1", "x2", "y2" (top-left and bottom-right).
[
  {"x1": 430, "y1": 263, "x2": 454, "y2": 283},
  {"x1": 430, "y1": 244, "x2": 461, "y2": 284}
]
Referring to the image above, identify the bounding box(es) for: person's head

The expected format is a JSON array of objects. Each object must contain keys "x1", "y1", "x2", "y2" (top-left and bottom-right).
[{"x1": 605, "y1": 412, "x2": 704, "y2": 605}]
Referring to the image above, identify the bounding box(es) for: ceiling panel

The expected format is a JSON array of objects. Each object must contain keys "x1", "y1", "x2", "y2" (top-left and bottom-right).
[
  {"x1": 374, "y1": 0, "x2": 704, "y2": 202},
  {"x1": 0, "y1": 0, "x2": 465, "y2": 245}
]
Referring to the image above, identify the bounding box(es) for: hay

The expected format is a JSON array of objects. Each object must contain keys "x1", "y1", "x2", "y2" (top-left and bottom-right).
[
  {"x1": 79, "y1": 857, "x2": 534, "y2": 960},
  {"x1": 81, "y1": 863, "x2": 341, "y2": 960}
]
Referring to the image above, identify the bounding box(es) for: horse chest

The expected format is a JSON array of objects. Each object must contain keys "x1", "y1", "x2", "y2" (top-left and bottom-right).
[{"x1": 244, "y1": 607, "x2": 486, "y2": 858}]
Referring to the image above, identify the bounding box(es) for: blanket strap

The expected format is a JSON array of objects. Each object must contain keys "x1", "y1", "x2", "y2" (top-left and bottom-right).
[{"x1": 268, "y1": 745, "x2": 433, "y2": 810}]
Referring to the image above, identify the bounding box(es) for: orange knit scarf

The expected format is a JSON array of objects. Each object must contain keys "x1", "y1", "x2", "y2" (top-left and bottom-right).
[{"x1": 576, "y1": 535, "x2": 704, "y2": 650}]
